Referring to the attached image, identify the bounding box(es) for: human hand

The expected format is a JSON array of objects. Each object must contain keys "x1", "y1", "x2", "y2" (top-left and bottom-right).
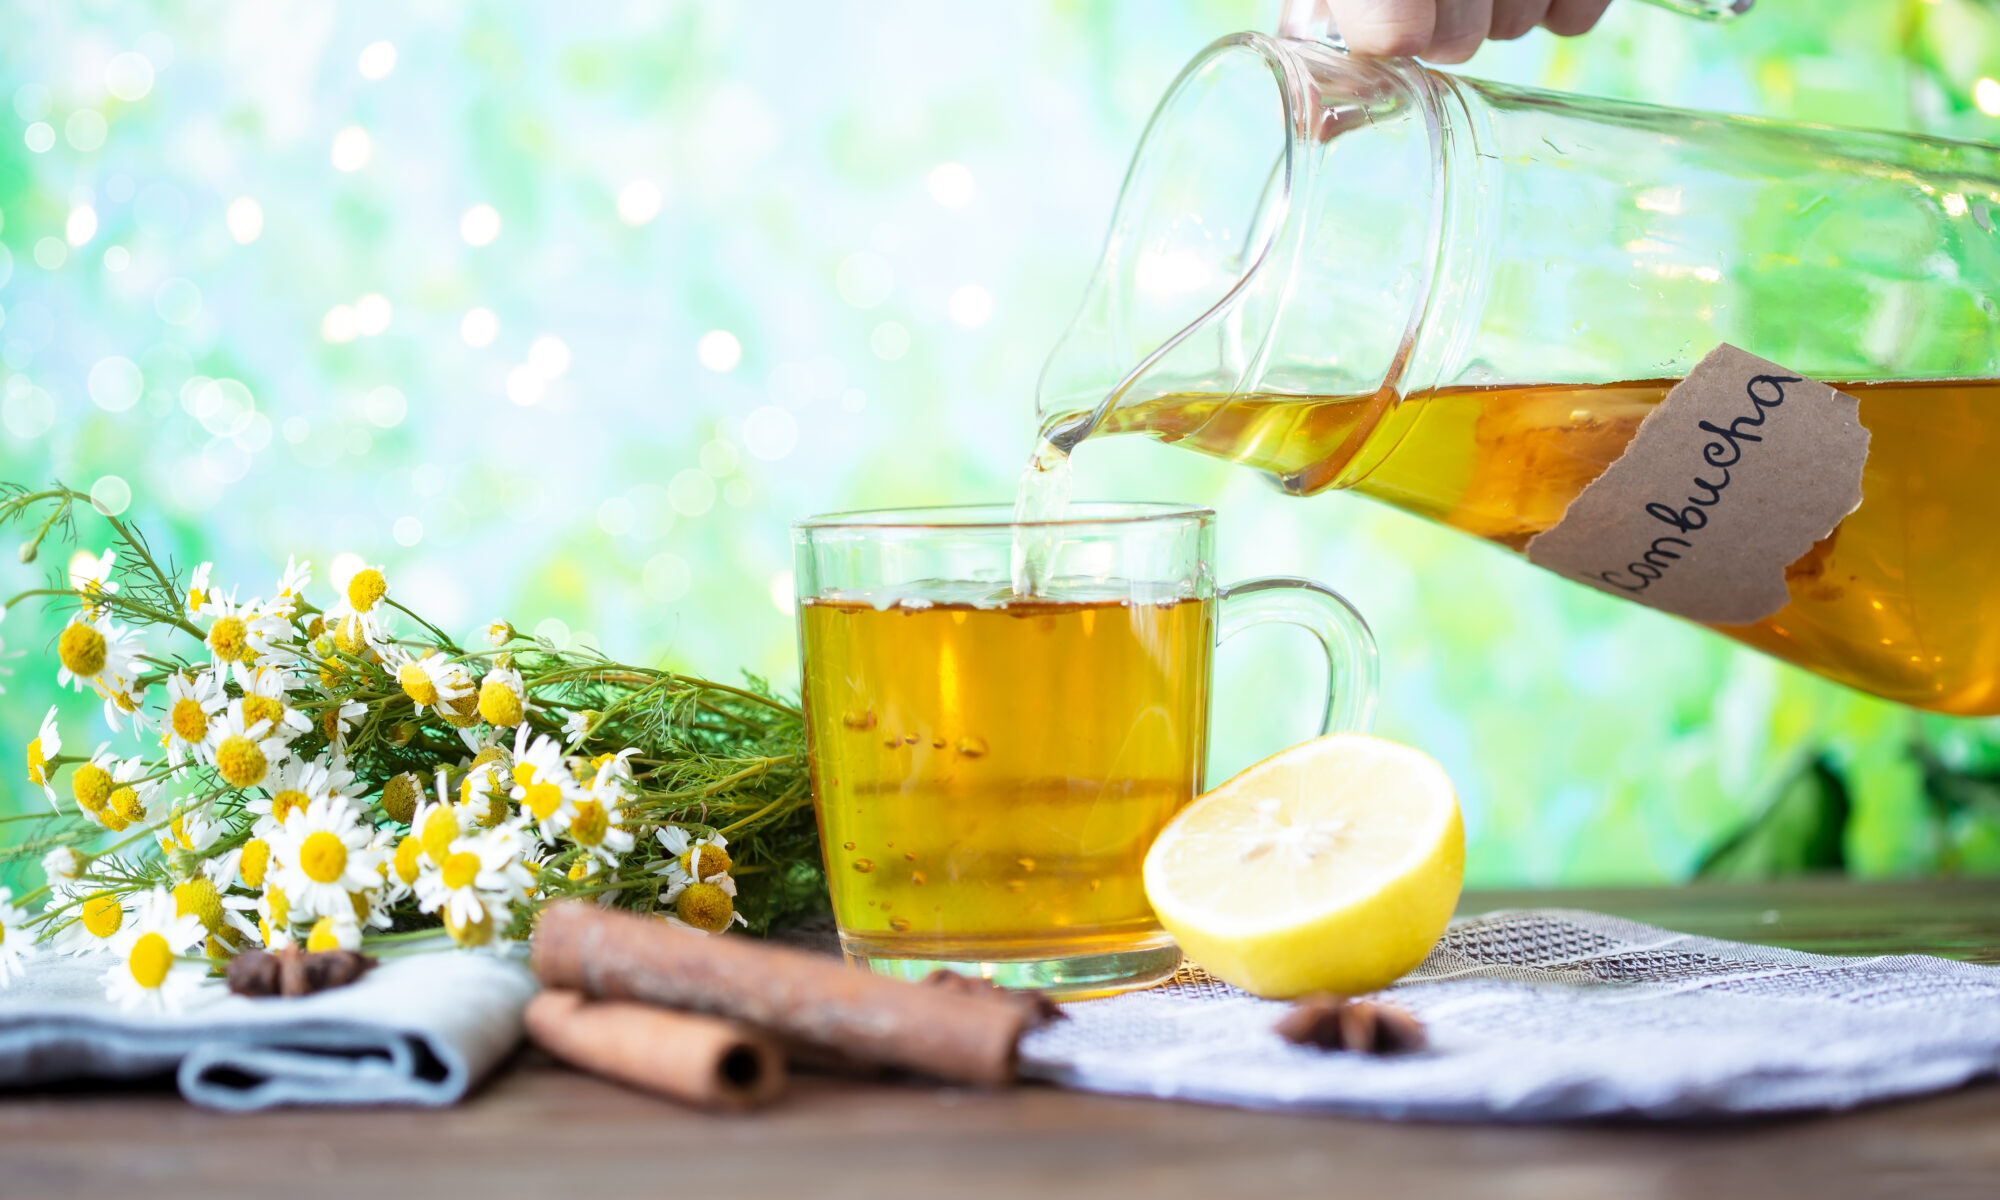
[{"x1": 1324, "y1": 0, "x2": 1616, "y2": 64}]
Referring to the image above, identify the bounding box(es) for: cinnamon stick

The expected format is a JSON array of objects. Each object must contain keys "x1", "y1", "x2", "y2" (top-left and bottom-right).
[
  {"x1": 531, "y1": 902, "x2": 1046, "y2": 1086},
  {"x1": 525, "y1": 988, "x2": 785, "y2": 1110}
]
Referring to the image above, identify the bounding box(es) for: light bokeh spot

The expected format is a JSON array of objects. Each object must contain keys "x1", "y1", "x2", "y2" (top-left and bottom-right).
[
  {"x1": 927, "y1": 162, "x2": 975, "y2": 208},
  {"x1": 460, "y1": 307, "x2": 498, "y2": 347},
  {"x1": 359, "y1": 41, "x2": 398, "y2": 80},
  {"x1": 460, "y1": 204, "x2": 501, "y2": 246},
  {"x1": 696, "y1": 329, "x2": 741, "y2": 372},
  {"x1": 330, "y1": 125, "x2": 372, "y2": 171},
  {"x1": 226, "y1": 197, "x2": 264, "y2": 244}
]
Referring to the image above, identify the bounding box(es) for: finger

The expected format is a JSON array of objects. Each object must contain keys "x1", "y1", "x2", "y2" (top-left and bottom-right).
[
  {"x1": 1425, "y1": 0, "x2": 1493, "y2": 63},
  {"x1": 1543, "y1": 0, "x2": 1613, "y2": 37},
  {"x1": 1489, "y1": 0, "x2": 1551, "y2": 40},
  {"x1": 1327, "y1": 0, "x2": 1435, "y2": 58}
]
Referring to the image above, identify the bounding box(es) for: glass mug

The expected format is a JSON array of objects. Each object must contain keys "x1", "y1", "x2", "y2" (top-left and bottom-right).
[{"x1": 793, "y1": 503, "x2": 1378, "y2": 996}]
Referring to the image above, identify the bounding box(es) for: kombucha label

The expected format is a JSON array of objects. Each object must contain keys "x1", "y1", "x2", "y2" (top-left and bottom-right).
[{"x1": 1526, "y1": 344, "x2": 1870, "y2": 625}]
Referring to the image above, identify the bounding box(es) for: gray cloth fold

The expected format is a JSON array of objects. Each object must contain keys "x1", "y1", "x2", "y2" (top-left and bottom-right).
[
  {"x1": 0, "y1": 945, "x2": 537, "y2": 1111},
  {"x1": 1022, "y1": 908, "x2": 2000, "y2": 1120}
]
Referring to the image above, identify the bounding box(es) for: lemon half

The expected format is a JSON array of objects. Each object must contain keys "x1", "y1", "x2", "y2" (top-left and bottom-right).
[{"x1": 1144, "y1": 732, "x2": 1464, "y2": 998}]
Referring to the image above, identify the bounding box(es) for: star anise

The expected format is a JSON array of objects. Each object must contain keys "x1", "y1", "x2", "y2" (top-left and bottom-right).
[{"x1": 1274, "y1": 994, "x2": 1426, "y2": 1054}]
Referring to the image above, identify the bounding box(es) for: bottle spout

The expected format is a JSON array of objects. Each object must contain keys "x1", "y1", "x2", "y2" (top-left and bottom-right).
[{"x1": 1035, "y1": 35, "x2": 1441, "y2": 456}]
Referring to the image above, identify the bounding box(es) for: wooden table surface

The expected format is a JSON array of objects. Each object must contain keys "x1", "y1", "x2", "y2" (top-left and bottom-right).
[{"x1": 5, "y1": 880, "x2": 1999, "y2": 1200}]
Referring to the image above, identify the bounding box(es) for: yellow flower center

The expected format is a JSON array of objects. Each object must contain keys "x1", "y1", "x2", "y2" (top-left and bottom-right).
[
  {"x1": 380, "y1": 773, "x2": 421, "y2": 825},
  {"x1": 474, "y1": 746, "x2": 508, "y2": 769},
  {"x1": 173, "y1": 877, "x2": 224, "y2": 934},
  {"x1": 445, "y1": 906, "x2": 493, "y2": 947},
  {"x1": 674, "y1": 882, "x2": 736, "y2": 934},
  {"x1": 322, "y1": 709, "x2": 345, "y2": 742},
  {"x1": 72, "y1": 763, "x2": 113, "y2": 811},
  {"x1": 347, "y1": 567, "x2": 388, "y2": 613},
  {"x1": 215, "y1": 735, "x2": 268, "y2": 788},
  {"x1": 442, "y1": 851, "x2": 482, "y2": 890},
  {"x1": 477, "y1": 680, "x2": 524, "y2": 727},
  {"x1": 207, "y1": 615, "x2": 249, "y2": 662},
  {"x1": 127, "y1": 932, "x2": 173, "y2": 990},
  {"x1": 682, "y1": 843, "x2": 732, "y2": 881},
  {"x1": 242, "y1": 694, "x2": 286, "y2": 731},
  {"x1": 187, "y1": 586, "x2": 207, "y2": 611},
  {"x1": 421, "y1": 806, "x2": 460, "y2": 862},
  {"x1": 265, "y1": 885, "x2": 291, "y2": 928},
  {"x1": 27, "y1": 737, "x2": 47, "y2": 786},
  {"x1": 207, "y1": 927, "x2": 248, "y2": 960},
  {"x1": 333, "y1": 614, "x2": 369, "y2": 657},
  {"x1": 169, "y1": 698, "x2": 209, "y2": 743},
  {"x1": 524, "y1": 781, "x2": 564, "y2": 821},
  {"x1": 306, "y1": 916, "x2": 342, "y2": 952},
  {"x1": 108, "y1": 785, "x2": 145, "y2": 825},
  {"x1": 463, "y1": 792, "x2": 508, "y2": 828},
  {"x1": 81, "y1": 892, "x2": 123, "y2": 939},
  {"x1": 241, "y1": 838, "x2": 271, "y2": 889},
  {"x1": 298, "y1": 831, "x2": 349, "y2": 884},
  {"x1": 397, "y1": 662, "x2": 438, "y2": 707},
  {"x1": 271, "y1": 789, "x2": 312, "y2": 825},
  {"x1": 567, "y1": 858, "x2": 591, "y2": 881},
  {"x1": 393, "y1": 836, "x2": 423, "y2": 884},
  {"x1": 58, "y1": 622, "x2": 108, "y2": 678},
  {"x1": 568, "y1": 800, "x2": 609, "y2": 847}
]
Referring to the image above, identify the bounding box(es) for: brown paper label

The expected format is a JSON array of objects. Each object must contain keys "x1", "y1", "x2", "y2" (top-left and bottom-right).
[{"x1": 1525, "y1": 344, "x2": 1870, "y2": 626}]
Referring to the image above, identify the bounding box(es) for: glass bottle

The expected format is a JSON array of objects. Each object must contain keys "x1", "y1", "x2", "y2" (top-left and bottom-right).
[{"x1": 1038, "y1": 34, "x2": 2000, "y2": 713}]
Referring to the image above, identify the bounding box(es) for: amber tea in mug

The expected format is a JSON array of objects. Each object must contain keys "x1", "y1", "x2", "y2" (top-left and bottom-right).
[{"x1": 793, "y1": 504, "x2": 1377, "y2": 996}]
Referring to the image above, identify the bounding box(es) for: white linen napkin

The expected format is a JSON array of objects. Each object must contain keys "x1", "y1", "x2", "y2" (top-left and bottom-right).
[{"x1": 1023, "y1": 908, "x2": 2000, "y2": 1119}]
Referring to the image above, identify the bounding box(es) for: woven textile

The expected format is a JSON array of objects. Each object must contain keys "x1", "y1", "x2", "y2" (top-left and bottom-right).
[
  {"x1": 1021, "y1": 908, "x2": 2000, "y2": 1119},
  {"x1": 0, "y1": 944, "x2": 535, "y2": 1110}
]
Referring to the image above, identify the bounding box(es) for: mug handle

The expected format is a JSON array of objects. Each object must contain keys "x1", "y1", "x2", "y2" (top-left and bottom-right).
[{"x1": 1217, "y1": 576, "x2": 1379, "y2": 736}]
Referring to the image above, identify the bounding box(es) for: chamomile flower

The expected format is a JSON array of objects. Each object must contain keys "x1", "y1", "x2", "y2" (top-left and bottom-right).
[
  {"x1": 51, "y1": 889, "x2": 127, "y2": 955},
  {"x1": 68, "y1": 745, "x2": 121, "y2": 826},
  {"x1": 271, "y1": 556, "x2": 312, "y2": 617},
  {"x1": 484, "y1": 620, "x2": 514, "y2": 648},
  {"x1": 672, "y1": 876, "x2": 746, "y2": 933},
  {"x1": 561, "y1": 709, "x2": 597, "y2": 747},
  {"x1": 102, "y1": 889, "x2": 209, "y2": 1013},
  {"x1": 69, "y1": 547, "x2": 120, "y2": 615},
  {"x1": 433, "y1": 660, "x2": 481, "y2": 728},
  {"x1": 209, "y1": 700, "x2": 291, "y2": 790},
  {"x1": 391, "y1": 648, "x2": 472, "y2": 716},
  {"x1": 415, "y1": 822, "x2": 534, "y2": 947},
  {"x1": 0, "y1": 887, "x2": 33, "y2": 986},
  {"x1": 158, "y1": 803, "x2": 224, "y2": 856},
  {"x1": 96, "y1": 675, "x2": 149, "y2": 734},
  {"x1": 413, "y1": 777, "x2": 475, "y2": 868},
  {"x1": 270, "y1": 796, "x2": 384, "y2": 920},
  {"x1": 476, "y1": 664, "x2": 531, "y2": 728},
  {"x1": 654, "y1": 827, "x2": 733, "y2": 897},
  {"x1": 200, "y1": 593, "x2": 291, "y2": 667},
  {"x1": 509, "y1": 729, "x2": 583, "y2": 841},
  {"x1": 319, "y1": 697, "x2": 369, "y2": 751},
  {"x1": 385, "y1": 834, "x2": 425, "y2": 902},
  {"x1": 41, "y1": 846, "x2": 86, "y2": 898},
  {"x1": 184, "y1": 561, "x2": 215, "y2": 616},
  {"x1": 233, "y1": 662, "x2": 312, "y2": 741},
  {"x1": 563, "y1": 788, "x2": 635, "y2": 869},
  {"x1": 160, "y1": 669, "x2": 225, "y2": 769},
  {"x1": 171, "y1": 863, "x2": 259, "y2": 956},
  {"x1": 26, "y1": 706, "x2": 61, "y2": 811},
  {"x1": 304, "y1": 912, "x2": 363, "y2": 952},
  {"x1": 257, "y1": 884, "x2": 296, "y2": 949},
  {"x1": 55, "y1": 614, "x2": 141, "y2": 697},
  {"x1": 95, "y1": 757, "x2": 161, "y2": 832}
]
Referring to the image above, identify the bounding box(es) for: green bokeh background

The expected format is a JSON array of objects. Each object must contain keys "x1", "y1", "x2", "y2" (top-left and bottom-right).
[{"x1": 5, "y1": 0, "x2": 2000, "y2": 889}]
